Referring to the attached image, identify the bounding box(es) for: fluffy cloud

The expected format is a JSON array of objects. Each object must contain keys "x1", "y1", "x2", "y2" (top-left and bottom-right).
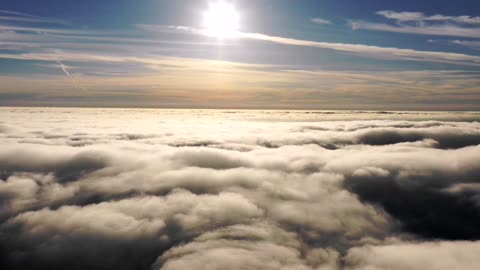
[
  {"x1": 0, "y1": 108, "x2": 480, "y2": 269},
  {"x1": 345, "y1": 241, "x2": 480, "y2": 270}
]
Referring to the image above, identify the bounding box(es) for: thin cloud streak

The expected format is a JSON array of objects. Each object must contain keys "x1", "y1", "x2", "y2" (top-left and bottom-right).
[
  {"x1": 452, "y1": 40, "x2": 480, "y2": 50},
  {"x1": 237, "y1": 32, "x2": 480, "y2": 64},
  {"x1": 56, "y1": 60, "x2": 87, "y2": 91},
  {"x1": 0, "y1": 9, "x2": 69, "y2": 25},
  {"x1": 351, "y1": 10, "x2": 480, "y2": 38},
  {"x1": 1, "y1": 22, "x2": 479, "y2": 67},
  {"x1": 350, "y1": 20, "x2": 480, "y2": 38},
  {"x1": 377, "y1": 10, "x2": 480, "y2": 24},
  {"x1": 311, "y1": 18, "x2": 332, "y2": 25},
  {"x1": 139, "y1": 24, "x2": 480, "y2": 66}
]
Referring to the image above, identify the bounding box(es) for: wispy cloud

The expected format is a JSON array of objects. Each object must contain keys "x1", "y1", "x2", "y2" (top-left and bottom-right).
[
  {"x1": 2, "y1": 21, "x2": 480, "y2": 68},
  {"x1": 452, "y1": 40, "x2": 480, "y2": 50},
  {"x1": 56, "y1": 60, "x2": 87, "y2": 91},
  {"x1": 377, "y1": 10, "x2": 480, "y2": 25},
  {"x1": 351, "y1": 10, "x2": 480, "y2": 38},
  {"x1": 0, "y1": 25, "x2": 107, "y2": 36},
  {"x1": 350, "y1": 20, "x2": 480, "y2": 38},
  {"x1": 140, "y1": 24, "x2": 480, "y2": 66},
  {"x1": 237, "y1": 32, "x2": 480, "y2": 65},
  {"x1": 0, "y1": 9, "x2": 479, "y2": 110},
  {"x1": 376, "y1": 11, "x2": 424, "y2": 22},
  {"x1": 0, "y1": 9, "x2": 68, "y2": 25},
  {"x1": 311, "y1": 18, "x2": 331, "y2": 25}
]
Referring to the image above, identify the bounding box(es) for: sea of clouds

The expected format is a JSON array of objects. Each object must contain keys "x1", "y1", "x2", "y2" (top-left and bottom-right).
[{"x1": 1, "y1": 107, "x2": 480, "y2": 270}]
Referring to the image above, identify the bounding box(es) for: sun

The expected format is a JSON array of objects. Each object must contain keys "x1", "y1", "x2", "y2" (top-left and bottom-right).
[{"x1": 203, "y1": 1, "x2": 240, "y2": 38}]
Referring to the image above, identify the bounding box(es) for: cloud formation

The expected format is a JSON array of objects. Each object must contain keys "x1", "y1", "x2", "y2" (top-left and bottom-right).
[
  {"x1": 141, "y1": 24, "x2": 480, "y2": 66},
  {"x1": 351, "y1": 10, "x2": 480, "y2": 38},
  {"x1": 452, "y1": 40, "x2": 480, "y2": 50},
  {"x1": 376, "y1": 10, "x2": 480, "y2": 25},
  {"x1": 0, "y1": 9, "x2": 479, "y2": 110},
  {"x1": 0, "y1": 108, "x2": 480, "y2": 269},
  {"x1": 345, "y1": 241, "x2": 480, "y2": 270},
  {"x1": 311, "y1": 18, "x2": 332, "y2": 25}
]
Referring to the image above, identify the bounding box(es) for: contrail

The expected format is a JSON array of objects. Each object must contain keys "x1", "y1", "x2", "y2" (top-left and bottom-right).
[{"x1": 56, "y1": 60, "x2": 87, "y2": 91}]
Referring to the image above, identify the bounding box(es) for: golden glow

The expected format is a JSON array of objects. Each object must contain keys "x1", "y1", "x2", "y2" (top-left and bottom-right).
[{"x1": 203, "y1": 1, "x2": 240, "y2": 38}]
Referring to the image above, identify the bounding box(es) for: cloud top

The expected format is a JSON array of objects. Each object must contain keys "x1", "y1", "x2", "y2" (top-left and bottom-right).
[{"x1": 0, "y1": 108, "x2": 480, "y2": 269}]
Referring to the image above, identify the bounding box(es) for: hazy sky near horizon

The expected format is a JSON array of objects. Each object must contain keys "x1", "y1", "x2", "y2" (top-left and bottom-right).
[{"x1": 0, "y1": 0, "x2": 480, "y2": 110}]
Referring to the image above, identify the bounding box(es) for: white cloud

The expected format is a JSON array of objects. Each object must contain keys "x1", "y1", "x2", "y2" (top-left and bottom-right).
[
  {"x1": 345, "y1": 241, "x2": 480, "y2": 270},
  {"x1": 376, "y1": 11, "x2": 424, "y2": 22},
  {"x1": 237, "y1": 31, "x2": 480, "y2": 64},
  {"x1": 0, "y1": 108, "x2": 480, "y2": 269},
  {"x1": 350, "y1": 20, "x2": 480, "y2": 38},
  {"x1": 0, "y1": 9, "x2": 68, "y2": 25},
  {"x1": 2, "y1": 21, "x2": 480, "y2": 71},
  {"x1": 377, "y1": 10, "x2": 480, "y2": 25},
  {"x1": 311, "y1": 18, "x2": 332, "y2": 25},
  {"x1": 452, "y1": 40, "x2": 480, "y2": 50},
  {"x1": 351, "y1": 10, "x2": 480, "y2": 38},
  {"x1": 138, "y1": 24, "x2": 480, "y2": 66}
]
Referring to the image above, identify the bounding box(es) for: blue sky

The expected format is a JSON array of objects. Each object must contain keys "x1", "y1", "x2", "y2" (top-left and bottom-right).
[{"x1": 0, "y1": 0, "x2": 479, "y2": 109}]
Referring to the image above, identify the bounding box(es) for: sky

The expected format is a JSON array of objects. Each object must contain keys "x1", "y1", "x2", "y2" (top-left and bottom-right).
[{"x1": 0, "y1": 0, "x2": 480, "y2": 110}]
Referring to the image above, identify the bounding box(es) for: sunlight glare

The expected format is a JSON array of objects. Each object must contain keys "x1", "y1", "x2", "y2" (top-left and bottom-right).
[{"x1": 203, "y1": 1, "x2": 240, "y2": 38}]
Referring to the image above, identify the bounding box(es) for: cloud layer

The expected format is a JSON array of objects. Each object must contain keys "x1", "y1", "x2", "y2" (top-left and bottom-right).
[{"x1": 1, "y1": 108, "x2": 480, "y2": 269}]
